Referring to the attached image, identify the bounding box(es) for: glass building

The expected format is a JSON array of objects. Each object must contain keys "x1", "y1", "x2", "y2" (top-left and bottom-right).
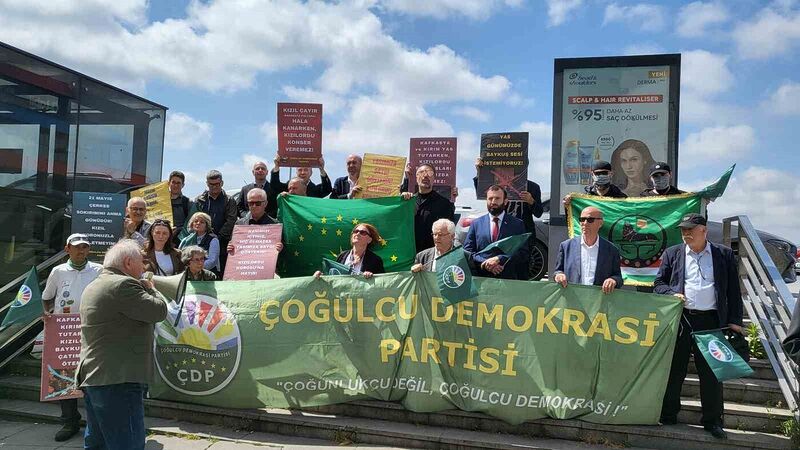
[{"x1": 0, "y1": 42, "x2": 166, "y2": 287}]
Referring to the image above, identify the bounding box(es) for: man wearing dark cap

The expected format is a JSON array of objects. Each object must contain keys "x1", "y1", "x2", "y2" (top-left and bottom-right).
[
  {"x1": 641, "y1": 162, "x2": 685, "y2": 196},
  {"x1": 654, "y1": 213, "x2": 743, "y2": 440},
  {"x1": 584, "y1": 160, "x2": 627, "y2": 198}
]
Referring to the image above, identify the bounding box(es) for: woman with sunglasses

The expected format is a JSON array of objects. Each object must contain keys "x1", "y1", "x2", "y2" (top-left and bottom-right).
[
  {"x1": 315, "y1": 223, "x2": 385, "y2": 278},
  {"x1": 144, "y1": 219, "x2": 184, "y2": 276}
]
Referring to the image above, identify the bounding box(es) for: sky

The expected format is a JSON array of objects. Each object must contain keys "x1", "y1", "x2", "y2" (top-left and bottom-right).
[{"x1": 1, "y1": 0, "x2": 799, "y2": 243}]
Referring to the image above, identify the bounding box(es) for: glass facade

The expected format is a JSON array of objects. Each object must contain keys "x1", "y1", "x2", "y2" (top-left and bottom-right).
[{"x1": 0, "y1": 42, "x2": 166, "y2": 287}]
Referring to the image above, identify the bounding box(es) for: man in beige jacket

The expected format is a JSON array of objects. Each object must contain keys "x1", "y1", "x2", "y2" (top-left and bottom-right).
[{"x1": 76, "y1": 239, "x2": 167, "y2": 449}]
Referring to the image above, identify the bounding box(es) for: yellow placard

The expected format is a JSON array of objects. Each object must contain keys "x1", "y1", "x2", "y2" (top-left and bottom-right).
[
  {"x1": 355, "y1": 153, "x2": 407, "y2": 199},
  {"x1": 130, "y1": 181, "x2": 174, "y2": 224}
]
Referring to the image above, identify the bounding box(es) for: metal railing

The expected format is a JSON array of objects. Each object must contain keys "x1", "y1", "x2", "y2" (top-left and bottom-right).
[{"x1": 723, "y1": 216, "x2": 798, "y2": 421}]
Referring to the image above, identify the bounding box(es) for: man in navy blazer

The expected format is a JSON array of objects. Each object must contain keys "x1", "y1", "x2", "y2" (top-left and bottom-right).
[
  {"x1": 463, "y1": 185, "x2": 529, "y2": 280},
  {"x1": 331, "y1": 154, "x2": 363, "y2": 199},
  {"x1": 654, "y1": 213, "x2": 743, "y2": 440},
  {"x1": 552, "y1": 206, "x2": 622, "y2": 293}
]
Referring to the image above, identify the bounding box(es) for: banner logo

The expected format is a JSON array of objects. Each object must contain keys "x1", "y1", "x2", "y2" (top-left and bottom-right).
[
  {"x1": 708, "y1": 339, "x2": 734, "y2": 362},
  {"x1": 154, "y1": 294, "x2": 242, "y2": 395},
  {"x1": 609, "y1": 215, "x2": 667, "y2": 267},
  {"x1": 14, "y1": 285, "x2": 32, "y2": 307},
  {"x1": 441, "y1": 265, "x2": 466, "y2": 289}
]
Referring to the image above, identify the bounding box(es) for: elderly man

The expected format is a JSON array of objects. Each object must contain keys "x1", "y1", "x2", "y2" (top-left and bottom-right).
[
  {"x1": 41, "y1": 233, "x2": 102, "y2": 442},
  {"x1": 401, "y1": 164, "x2": 455, "y2": 253},
  {"x1": 331, "y1": 154, "x2": 362, "y2": 199},
  {"x1": 641, "y1": 162, "x2": 685, "y2": 196},
  {"x1": 463, "y1": 185, "x2": 529, "y2": 280},
  {"x1": 196, "y1": 170, "x2": 238, "y2": 270},
  {"x1": 411, "y1": 219, "x2": 457, "y2": 272},
  {"x1": 271, "y1": 155, "x2": 332, "y2": 198},
  {"x1": 238, "y1": 161, "x2": 274, "y2": 217},
  {"x1": 76, "y1": 239, "x2": 167, "y2": 450},
  {"x1": 123, "y1": 197, "x2": 151, "y2": 247},
  {"x1": 228, "y1": 188, "x2": 284, "y2": 256},
  {"x1": 553, "y1": 206, "x2": 622, "y2": 293},
  {"x1": 655, "y1": 213, "x2": 743, "y2": 440}
]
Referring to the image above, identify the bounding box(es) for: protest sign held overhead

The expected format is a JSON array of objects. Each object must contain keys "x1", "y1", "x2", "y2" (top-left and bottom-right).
[
  {"x1": 355, "y1": 153, "x2": 406, "y2": 199},
  {"x1": 477, "y1": 133, "x2": 528, "y2": 200},
  {"x1": 408, "y1": 138, "x2": 457, "y2": 200},
  {"x1": 130, "y1": 181, "x2": 173, "y2": 224},
  {"x1": 277, "y1": 103, "x2": 322, "y2": 168}
]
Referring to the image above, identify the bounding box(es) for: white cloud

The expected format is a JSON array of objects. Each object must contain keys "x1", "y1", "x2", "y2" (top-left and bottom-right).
[
  {"x1": 765, "y1": 81, "x2": 800, "y2": 115},
  {"x1": 259, "y1": 121, "x2": 278, "y2": 149},
  {"x1": 546, "y1": 0, "x2": 584, "y2": 26},
  {"x1": 281, "y1": 87, "x2": 347, "y2": 114},
  {"x1": 378, "y1": 0, "x2": 522, "y2": 20},
  {"x1": 603, "y1": 3, "x2": 666, "y2": 31},
  {"x1": 733, "y1": 5, "x2": 800, "y2": 60},
  {"x1": 519, "y1": 121, "x2": 553, "y2": 191},
  {"x1": 164, "y1": 112, "x2": 212, "y2": 152},
  {"x1": 452, "y1": 106, "x2": 490, "y2": 122},
  {"x1": 697, "y1": 166, "x2": 800, "y2": 244},
  {"x1": 680, "y1": 50, "x2": 735, "y2": 124},
  {"x1": 676, "y1": 2, "x2": 729, "y2": 38},
  {"x1": 680, "y1": 125, "x2": 755, "y2": 161},
  {"x1": 623, "y1": 43, "x2": 664, "y2": 56}
]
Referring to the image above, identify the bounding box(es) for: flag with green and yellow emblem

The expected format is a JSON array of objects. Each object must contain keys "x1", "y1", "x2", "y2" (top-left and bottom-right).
[{"x1": 277, "y1": 195, "x2": 416, "y2": 277}]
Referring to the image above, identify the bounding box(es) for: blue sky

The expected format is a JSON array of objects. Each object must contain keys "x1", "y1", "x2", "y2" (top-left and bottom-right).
[{"x1": 1, "y1": 0, "x2": 798, "y2": 242}]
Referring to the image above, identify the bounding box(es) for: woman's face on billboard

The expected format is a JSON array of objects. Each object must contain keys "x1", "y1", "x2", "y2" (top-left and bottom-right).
[{"x1": 620, "y1": 147, "x2": 644, "y2": 180}]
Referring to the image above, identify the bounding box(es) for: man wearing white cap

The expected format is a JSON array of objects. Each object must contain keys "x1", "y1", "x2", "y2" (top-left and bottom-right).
[{"x1": 41, "y1": 233, "x2": 102, "y2": 441}]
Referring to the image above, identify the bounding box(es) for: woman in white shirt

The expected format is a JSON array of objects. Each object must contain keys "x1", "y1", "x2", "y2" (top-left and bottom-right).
[{"x1": 144, "y1": 219, "x2": 184, "y2": 276}]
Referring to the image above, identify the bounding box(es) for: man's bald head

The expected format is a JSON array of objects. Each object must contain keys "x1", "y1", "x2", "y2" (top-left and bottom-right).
[{"x1": 581, "y1": 206, "x2": 603, "y2": 219}]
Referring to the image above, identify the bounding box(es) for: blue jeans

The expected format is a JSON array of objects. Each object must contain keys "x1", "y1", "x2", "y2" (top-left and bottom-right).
[{"x1": 82, "y1": 383, "x2": 147, "y2": 450}]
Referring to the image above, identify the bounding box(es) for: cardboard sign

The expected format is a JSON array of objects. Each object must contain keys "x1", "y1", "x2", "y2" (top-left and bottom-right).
[
  {"x1": 71, "y1": 192, "x2": 126, "y2": 258},
  {"x1": 355, "y1": 153, "x2": 407, "y2": 199},
  {"x1": 40, "y1": 314, "x2": 82, "y2": 401},
  {"x1": 408, "y1": 138, "x2": 457, "y2": 200},
  {"x1": 476, "y1": 132, "x2": 529, "y2": 200},
  {"x1": 224, "y1": 224, "x2": 283, "y2": 280},
  {"x1": 277, "y1": 103, "x2": 323, "y2": 168},
  {"x1": 130, "y1": 181, "x2": 173, "y2": 224}
]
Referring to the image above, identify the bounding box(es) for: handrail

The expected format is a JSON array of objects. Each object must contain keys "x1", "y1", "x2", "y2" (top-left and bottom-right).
[{"x1": 723, "y1": 215, "x2": 798, "y2": 422}]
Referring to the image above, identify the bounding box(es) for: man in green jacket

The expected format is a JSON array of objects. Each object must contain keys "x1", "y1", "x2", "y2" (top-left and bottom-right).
[{"x1": 76, "y1": 239, "x2": 167, "y2": 449}]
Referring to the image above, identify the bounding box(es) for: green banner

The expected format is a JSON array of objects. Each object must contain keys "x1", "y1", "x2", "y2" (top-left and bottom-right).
[
  {"x1": 567, "y1": 194, "x2": 702, "y2": 286},
  {"x1": 151, "y1": 273, "x2": 681, "y2": 425},
  {"x1": 1, "y1": 267, "x2": 42, "y2": 330},
  {"x1": 277, "y1": 195, "x2": 416, "y2": 278},
  {"x1": 321, "y1": 258, "x2": 351, "y2": 275}
]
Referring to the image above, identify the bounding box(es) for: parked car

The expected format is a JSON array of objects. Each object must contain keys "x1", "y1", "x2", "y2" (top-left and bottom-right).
[{"x1": 456, "y1": 198, "x2": 798, "y2": 284}]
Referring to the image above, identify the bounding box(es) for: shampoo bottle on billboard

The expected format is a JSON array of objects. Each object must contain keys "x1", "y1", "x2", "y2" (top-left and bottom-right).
[
  {"x1": 563, "y1": 140, "x2": 580, "y2": 185},
  {"x1": 579, "y1": 146, "x2": 594, "y2": 185}
]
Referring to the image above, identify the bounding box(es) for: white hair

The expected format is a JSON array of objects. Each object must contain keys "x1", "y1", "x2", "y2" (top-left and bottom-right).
[
  {"x1": 247, "y1": 188, "x2": 267, "y2": 201},
  {"x1": 103, "y1": 239, "x2": 143, "y2": 271},
  {"x1": 127, "y1": 196, "x2": 145, "y2": 207},
  {"x1": 432, "y1": 219, "x2": 455, "y2": 235},
  {"x1": 180, "y1": 245, "x2": 207, "y2": 265}
]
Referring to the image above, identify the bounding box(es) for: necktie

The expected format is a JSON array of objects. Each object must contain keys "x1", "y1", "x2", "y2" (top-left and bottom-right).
[{"x1": 492, "y1": 217, "x2": 500, "y2": 242}]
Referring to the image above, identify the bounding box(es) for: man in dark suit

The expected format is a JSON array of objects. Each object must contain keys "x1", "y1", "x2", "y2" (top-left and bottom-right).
[
  {"x1": 401, "y1": 164, "x2": 455, "y2": 252},
  {"x1": 237, "y1": 161, "x2": 275, "y2": 218},
  {"x1": 654, "y1": 213, "x2": 743, "y2": 440},
  {"x1": 270, "y1": 154, "x2": 332, "y2": 198},
  {"x1": 463, "y1": 185, "x2": 529, "y2": 280},
  {"x1": 411, "y1": 219, "x2": 456, "y2": 273},
  {"x1": 331, "y1": 154, "x2": 362, "y2": 199},
  {"x1": 552, "y1": 206, "x2": 622, "y2": 293}
]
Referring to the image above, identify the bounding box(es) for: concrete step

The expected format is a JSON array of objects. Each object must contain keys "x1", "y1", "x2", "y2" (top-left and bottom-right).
[
  {"x1": 682, "y1": 375, "x2": 785, "y2": 406},
  {"x1": 0, "y1": 371, "x2": 792, "y2": 435},
  {"x1": 689, "y1": 357, "x2": 777, "y2": 381},
  {"x1": 0, "y1": 398, "x2": 655, "y2": 450}
]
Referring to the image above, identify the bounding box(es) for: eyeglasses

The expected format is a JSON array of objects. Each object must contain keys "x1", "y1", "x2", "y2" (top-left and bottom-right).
[
  {"x1": 417, "y1": 169, "x2": 434, "y2": 176},
  {"x1": 352, "y1": 229, "x2": 370, "y2": 236},
  {"x1": 579, "y1": 217, "x2": 600, "y2": 223},
  {"x1": 247, "y1": 201, "x2": 264, "y2": 206},
  {"x1": 592, "y1": 171, "x2": 610, "y2": 176},
  {"x1": 129, "y1": 207, "x2": 146, "y2": 212}
]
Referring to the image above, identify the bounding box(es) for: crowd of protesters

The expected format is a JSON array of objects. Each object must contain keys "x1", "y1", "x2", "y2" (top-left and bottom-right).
[{"x1": 54, "y1": 151, "x2": 742, "y2": 447}]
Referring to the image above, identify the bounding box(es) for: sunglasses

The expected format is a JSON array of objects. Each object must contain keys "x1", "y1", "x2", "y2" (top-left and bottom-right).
[
  {"x1": 153, "y1": 219, "x2": 172, "y2": 226},
  {"x1": 352, "y1": 229, "x2": 370, "y2": 236},
  {"x1": 247, "y1": 201, "x2": 264, "y2": 206},
  {"x1": 579, "y1": 217, "x2": 600, "y2": 223}
]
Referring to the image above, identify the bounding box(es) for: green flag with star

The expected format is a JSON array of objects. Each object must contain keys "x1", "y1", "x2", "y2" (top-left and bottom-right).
[{"x1": 277, "y1": 195, "x2": 416, "y2": 277}]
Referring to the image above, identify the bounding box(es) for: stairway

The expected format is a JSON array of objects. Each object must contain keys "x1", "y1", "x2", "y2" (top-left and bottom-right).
[{"x1": 0, "y1": 354, "x2": 794, "y2": 450}]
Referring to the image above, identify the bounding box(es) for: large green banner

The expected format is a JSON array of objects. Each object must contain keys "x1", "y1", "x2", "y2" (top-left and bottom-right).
[{"x1": 151, "y1": 273, "x2": 681, "y2": 425}]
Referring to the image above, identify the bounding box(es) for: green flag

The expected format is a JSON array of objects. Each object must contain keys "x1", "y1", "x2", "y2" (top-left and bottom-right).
[
  {"x1": 321, "y1": 258, "x2": 351, "y2": 275},
  {"x1": 697, "y1": 164, "x2": 735, "y2": 200},
  {"x1": 277, "y1": 195, "x2": 416, "y2": 277},
  {"x1": 475, "y1": 233, "x2": 531, "y2": 259},
  {"x1": 1, "y1": 266, "x2": 43, "y2": 329},
  {"x1": 434, "y1": 247, "x2": 477, "y2": 304},
  {"x1": 693, "y1": 330, "x2": 754, "y2": 382}
]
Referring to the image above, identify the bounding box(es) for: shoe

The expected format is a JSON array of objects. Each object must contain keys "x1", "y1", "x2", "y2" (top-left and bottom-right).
[
  {"x1": 659, "y1": 416, "x2": 677, "y2": 425},
  {"x1": 704, "y1": 425, "x2": 727, "y2": 439},
  {"x1": 54, "y1": 423, "x2": 80, "y2": 442}
]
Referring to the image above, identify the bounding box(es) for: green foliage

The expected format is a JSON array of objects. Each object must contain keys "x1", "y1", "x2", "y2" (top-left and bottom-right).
[
  {"x1": 781, "y1": 418, "x2": 800, "y2": 445},
  {"x1": 746, "y1": 323, "x2": 766, "y2": 359}
]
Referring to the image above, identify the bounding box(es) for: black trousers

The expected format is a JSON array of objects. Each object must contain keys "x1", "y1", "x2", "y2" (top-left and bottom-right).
[
  {"x1": 661, "y1": 310, "x2": 724, "y2": 427},
  {"x1": 60, "y1": 398, "x2": 80, "y2": 426}
]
